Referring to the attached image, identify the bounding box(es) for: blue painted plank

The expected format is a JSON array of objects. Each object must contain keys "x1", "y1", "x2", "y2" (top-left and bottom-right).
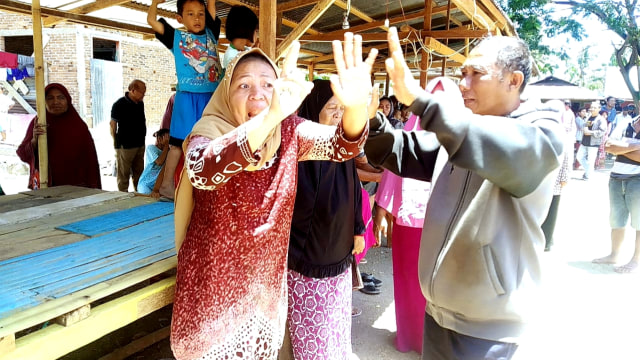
[
  {"x1": 0, "y1": 214, "x2": 176, "y2": 319},
  {"x1": 56, "y1": 201, "x2": 174, "y2": 236}
]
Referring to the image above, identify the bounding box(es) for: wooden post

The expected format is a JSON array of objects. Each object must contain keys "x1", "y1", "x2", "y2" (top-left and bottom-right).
[
  {"x1": 384, "y1": 72, "x2": 390, "y2": 96},
  {"x1": 32, "y1": 0, "x2": 48, "y2": 188},
  {"x1": 420, "y1": 0, "x2": 433, "y2": 88},
  {"x1": 308, "y1": 63, "x2": 314, "y2": 81},
  {"x1": 259, "y1": 0, "x2": 277, "y2": 59},
  {"x1": 441, "y1": 0, "x2": 452, "y2": 77}
]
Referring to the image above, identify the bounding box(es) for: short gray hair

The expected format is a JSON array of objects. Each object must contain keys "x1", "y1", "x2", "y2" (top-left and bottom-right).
[{"x1": 476, "y1": 37, "x2": 532, "y2": 94}]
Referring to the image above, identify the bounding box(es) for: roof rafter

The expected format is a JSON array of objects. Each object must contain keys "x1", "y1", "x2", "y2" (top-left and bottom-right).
[{"x1": 276, "y1": 0, "x2": 335, "y2": 59}]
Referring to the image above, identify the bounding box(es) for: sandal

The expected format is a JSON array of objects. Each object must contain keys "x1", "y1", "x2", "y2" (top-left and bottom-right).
[
  {"x1": 361, "y1": 273, "x2": 382, "y2": 287},
  {"x1": 352, "y1": 307, "x2": 362, "y2": 317},
  {"x1": 359, "y1": 282, "x2": 381, "y2": 295}
]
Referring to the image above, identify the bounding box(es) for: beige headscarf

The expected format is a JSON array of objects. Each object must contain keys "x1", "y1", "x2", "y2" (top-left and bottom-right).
[{"x1": 174, "y1": 48, "x2": 282, "y2": 251}]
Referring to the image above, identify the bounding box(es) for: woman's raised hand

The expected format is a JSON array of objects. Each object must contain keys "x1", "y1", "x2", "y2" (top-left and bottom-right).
[
  {"x1": 330, "y1": 33, "x2": 377, "y2": 109},
  {"x1": 269, "y1": 41, "x2": 314, "y2": 121}
]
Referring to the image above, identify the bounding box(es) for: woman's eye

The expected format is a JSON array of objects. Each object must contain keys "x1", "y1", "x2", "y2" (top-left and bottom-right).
[
  {"x1": 239, "y1": 84, "x2": 249, "y2": 89},
  {"x1": 264, "y1": 83, "x2": 274, "y2": 89}
]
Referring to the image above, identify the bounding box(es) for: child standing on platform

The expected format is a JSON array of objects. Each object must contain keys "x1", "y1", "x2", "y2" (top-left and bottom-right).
[
  {"x1": 222, "y1": 5, "x2": 258, "y2": 69},
  {"x1": 147, "y1": 0, "x2": 223, "y2": 199}
]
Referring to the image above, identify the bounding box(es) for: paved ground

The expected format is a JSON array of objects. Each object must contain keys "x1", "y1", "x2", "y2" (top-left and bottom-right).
[{"x1": 2, "y1": 142, "x2": 638, "y2": 359}]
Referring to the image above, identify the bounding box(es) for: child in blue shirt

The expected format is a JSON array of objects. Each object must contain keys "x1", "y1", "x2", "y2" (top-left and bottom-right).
[
  {"x1": 147, "y1": 0, "x2": 222, "y2": 199},
  {"x1": 222, "y1": 5, "x2": 258, "y2": 69}
]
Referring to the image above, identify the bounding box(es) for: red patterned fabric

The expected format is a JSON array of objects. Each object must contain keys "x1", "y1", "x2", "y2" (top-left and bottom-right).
[{"x1": 171, "y1": 115, "x2": 366, "y2": 360}]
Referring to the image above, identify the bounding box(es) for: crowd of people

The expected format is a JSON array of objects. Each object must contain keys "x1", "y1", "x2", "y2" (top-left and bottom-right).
[{"x1": 9, "y1": 0, "x2": 640, "y2": 359}]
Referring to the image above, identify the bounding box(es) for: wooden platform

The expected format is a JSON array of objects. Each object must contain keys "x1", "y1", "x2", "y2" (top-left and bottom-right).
[{"x1": 0, "y1": 186, "x2": 176, "y2": 360}]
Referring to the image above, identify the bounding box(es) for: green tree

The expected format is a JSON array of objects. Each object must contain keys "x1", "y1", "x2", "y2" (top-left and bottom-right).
[
  {"x1": 500, "y1": 0, "x2": 584, "y2": 69},
  {"x1": 553, "y1": 0, "x2": 639, "y2": 108}
]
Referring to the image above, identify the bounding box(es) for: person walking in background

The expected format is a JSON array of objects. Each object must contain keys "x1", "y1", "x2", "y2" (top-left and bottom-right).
[
  {"x1": 281, "y1": 80, "x2": 365, "y2": 360},
  {"x1": 148, "y1": 0, "x2": 223, "y2": 199},
  {"x1": 577, "y1": 102, "x2": 606, "y2": 180},
  {"x1": 562, "y1": 100, "x2": 576, "y2": 169},
  {"x1": 593, "y1": 115, "x2": 640, "y2": 273},
  {"x1": 365, "y1": 29, "x2": 564, "y2": 360},
  {"x1": 137, "y1": 128, "x2": 170, "y2": 197},
  {"x1": 18, "y1": 83, "x2": 101, "y2": 190},
  {"x1": 110, "y1": 79, "x2": 147, "y2": 192},
  {"x1": 222, "y1": 5, "x2": 258, "y2": 69},
  {"x1": 574, "y1": 107, "x2": 587, "y2": 170}
]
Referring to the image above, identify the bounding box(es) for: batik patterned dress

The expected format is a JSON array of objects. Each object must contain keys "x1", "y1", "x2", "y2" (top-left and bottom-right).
[{"x1": 170, "y1": 115, "x2": 367, "y2": 360}]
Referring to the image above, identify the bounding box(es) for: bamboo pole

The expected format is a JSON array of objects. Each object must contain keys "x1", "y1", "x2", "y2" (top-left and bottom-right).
[{"x1": 32, "y1": 0, "x2": 48, "y2": 188}]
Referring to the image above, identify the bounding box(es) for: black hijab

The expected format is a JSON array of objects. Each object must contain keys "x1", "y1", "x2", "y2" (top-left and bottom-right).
[{"x1": 297, "y1": 79, "x2": 334, "y2": 123}]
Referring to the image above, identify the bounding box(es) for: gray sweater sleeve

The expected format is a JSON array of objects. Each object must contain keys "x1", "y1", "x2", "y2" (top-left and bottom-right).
[{"x1": 364, "y1": 92, "x2": 565, "y2": 198}]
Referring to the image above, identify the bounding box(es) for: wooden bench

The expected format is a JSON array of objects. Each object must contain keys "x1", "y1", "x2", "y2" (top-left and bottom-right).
[{"x1": 0, "y1": 186, "x2": 177, "y2": 359}]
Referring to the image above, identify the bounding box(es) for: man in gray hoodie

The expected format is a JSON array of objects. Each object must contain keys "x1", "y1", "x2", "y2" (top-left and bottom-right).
[{"x1": 364, "y1": 28, "x2": 565, "y2": 359}]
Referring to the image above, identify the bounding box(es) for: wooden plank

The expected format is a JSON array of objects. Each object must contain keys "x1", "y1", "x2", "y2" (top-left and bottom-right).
[
  {"x1": 0, "y1": 216, "x2": 175, "y2": 318},
  {"x1": 276, "y1": 0, "x2": 336, "y2": 60},
  {"x1": 450, "y1": 0, "x2": 495, "y2": 30},
  {"x1": 424, "y1": 37, "x2": 466, "y2": 64},
  {"x1": 97, "y1": 325, "x2": 170, "y2": 360},
  {"x1": 279, "y1": 0, "x2": 318, "y2": 12},
  {"x1": 300, "y1": 29, "x2": 490, "y2": 42},
  {"x1": 259, "y1": 0, "x2": 277, "y2": 59},
  {"x1": 0, "y1": 187, "x2": 103, "y2": 213},
  {"x1": 54, "y1": 304, "x2": 90, "y2": 327},
  {"x1": 0, "y1": 257, "x2": 176, "y2": 340},
  {"x1": 32, "y1": 0, "x2": 49, "y2": 188},
  {"x1": 0, "y1": 191, "x2": 133, "y2": 225},
  {"x1": 0, "y1": 277, "x2": 175, "y2": 360},
  {"x1": 0, "y1": 334, "x2": 15, "y2": 354},
  {"x1": 421, "y1": 0, "x2": 433, "y2": 88},
  {"x1": 0, "y1": 80, "x2": 36, "y2": 114},
  {"x1": 57, "y1": 201, "x2": 174, "y2": 236}
]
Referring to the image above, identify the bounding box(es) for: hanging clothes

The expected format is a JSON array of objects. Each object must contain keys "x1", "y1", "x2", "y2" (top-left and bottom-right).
[{"x1": 0, "y1": 52, "x2": 18, "y2": 68}]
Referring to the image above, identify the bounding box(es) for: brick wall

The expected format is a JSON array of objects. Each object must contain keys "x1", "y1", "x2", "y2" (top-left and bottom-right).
[{"x1": 0, "y1": 11, "x2": 177, "y2": 129}]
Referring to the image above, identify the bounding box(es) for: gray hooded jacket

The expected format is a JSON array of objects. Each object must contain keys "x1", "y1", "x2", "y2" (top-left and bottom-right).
[{"x1": 364, "y1": 91, "x2": 564, "y2": 343}]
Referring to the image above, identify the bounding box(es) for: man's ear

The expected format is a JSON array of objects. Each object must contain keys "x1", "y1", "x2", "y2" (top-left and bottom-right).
[
  {"x1": 509, "y1": 71, "x2": 524, "y2": 92},
  {"x1": 176, "y1": 15, "x2": 184, "y2": 25}
]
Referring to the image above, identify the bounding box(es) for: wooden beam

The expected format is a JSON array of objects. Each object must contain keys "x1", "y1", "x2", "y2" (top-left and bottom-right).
[
  {"x1": 450, "y1": 0, "x2": 496, "y2": 30},
  {"x1": 334, "y1": 1, "x2": 373, "y2": 23},
  {"x1": 259, "y1": 0, "x2": 277, "y2": 59},
  {"x1": 218, "y1": 0, "x2": 320, "y2": 36},
  {"x1": 97, "y1": 326, "x2": 170, "y2": 360},
  {"x1": 0, "y1": 278, "x2": 175, "y2": 360},
  {"x1": 0, "y1": 0, "x2": 154, "y2": 35},
  {"x1": 0, "y1": 81, "x2": 36, "y2": 114},
  {"x1": 32, "y1": 0, "x2": 48, "y2": 188},
  {"x1": 421, "y1": 0, "x2": 432, "y2": 88},
  {"x1": 279, "y1": 0, "x2": 319, "y2": 12},
  {"x1": 281, "y1": 18, "x2": 320, "y2": 35},
  {"x1": 276, "y1": 0, "x2": 335, "y2": 60},
  {"x1": 312, "y1": 44, "x2": 388, "y2": 64},
  {"x1": 299, "y1": 29, "x2": 491, "y2": 42},
  {"x1": 424, "y1": 37, "x2": 466, "y2": 64}
]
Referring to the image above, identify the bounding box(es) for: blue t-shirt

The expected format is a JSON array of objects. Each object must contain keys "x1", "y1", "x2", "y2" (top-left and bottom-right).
[
  {"x1": 137, "y1": 144, "x2": 164, "y2": 194},
  {"x1": 156, "y1": 15, "x2": 222, "y2": 93}
]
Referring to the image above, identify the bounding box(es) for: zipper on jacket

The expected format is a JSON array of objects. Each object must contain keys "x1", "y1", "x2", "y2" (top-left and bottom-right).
[{"x1": 429, "y1": 169, "x2": 472, "y2": 300}]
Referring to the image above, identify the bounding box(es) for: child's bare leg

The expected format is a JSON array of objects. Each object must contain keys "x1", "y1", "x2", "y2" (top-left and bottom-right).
[{"x1": 159, "y1": 145, "x2": 181, "y2": 199}]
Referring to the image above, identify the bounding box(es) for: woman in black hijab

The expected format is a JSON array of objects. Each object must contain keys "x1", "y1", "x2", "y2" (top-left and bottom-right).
[{"x1": 283, "y1": 79, "x2": 365, "y2": 359}]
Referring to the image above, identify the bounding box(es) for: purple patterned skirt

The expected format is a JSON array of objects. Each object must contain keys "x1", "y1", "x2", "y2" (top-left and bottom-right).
[{"x1": 286, "y1": 267, "x2": 352, "y2": 360}]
